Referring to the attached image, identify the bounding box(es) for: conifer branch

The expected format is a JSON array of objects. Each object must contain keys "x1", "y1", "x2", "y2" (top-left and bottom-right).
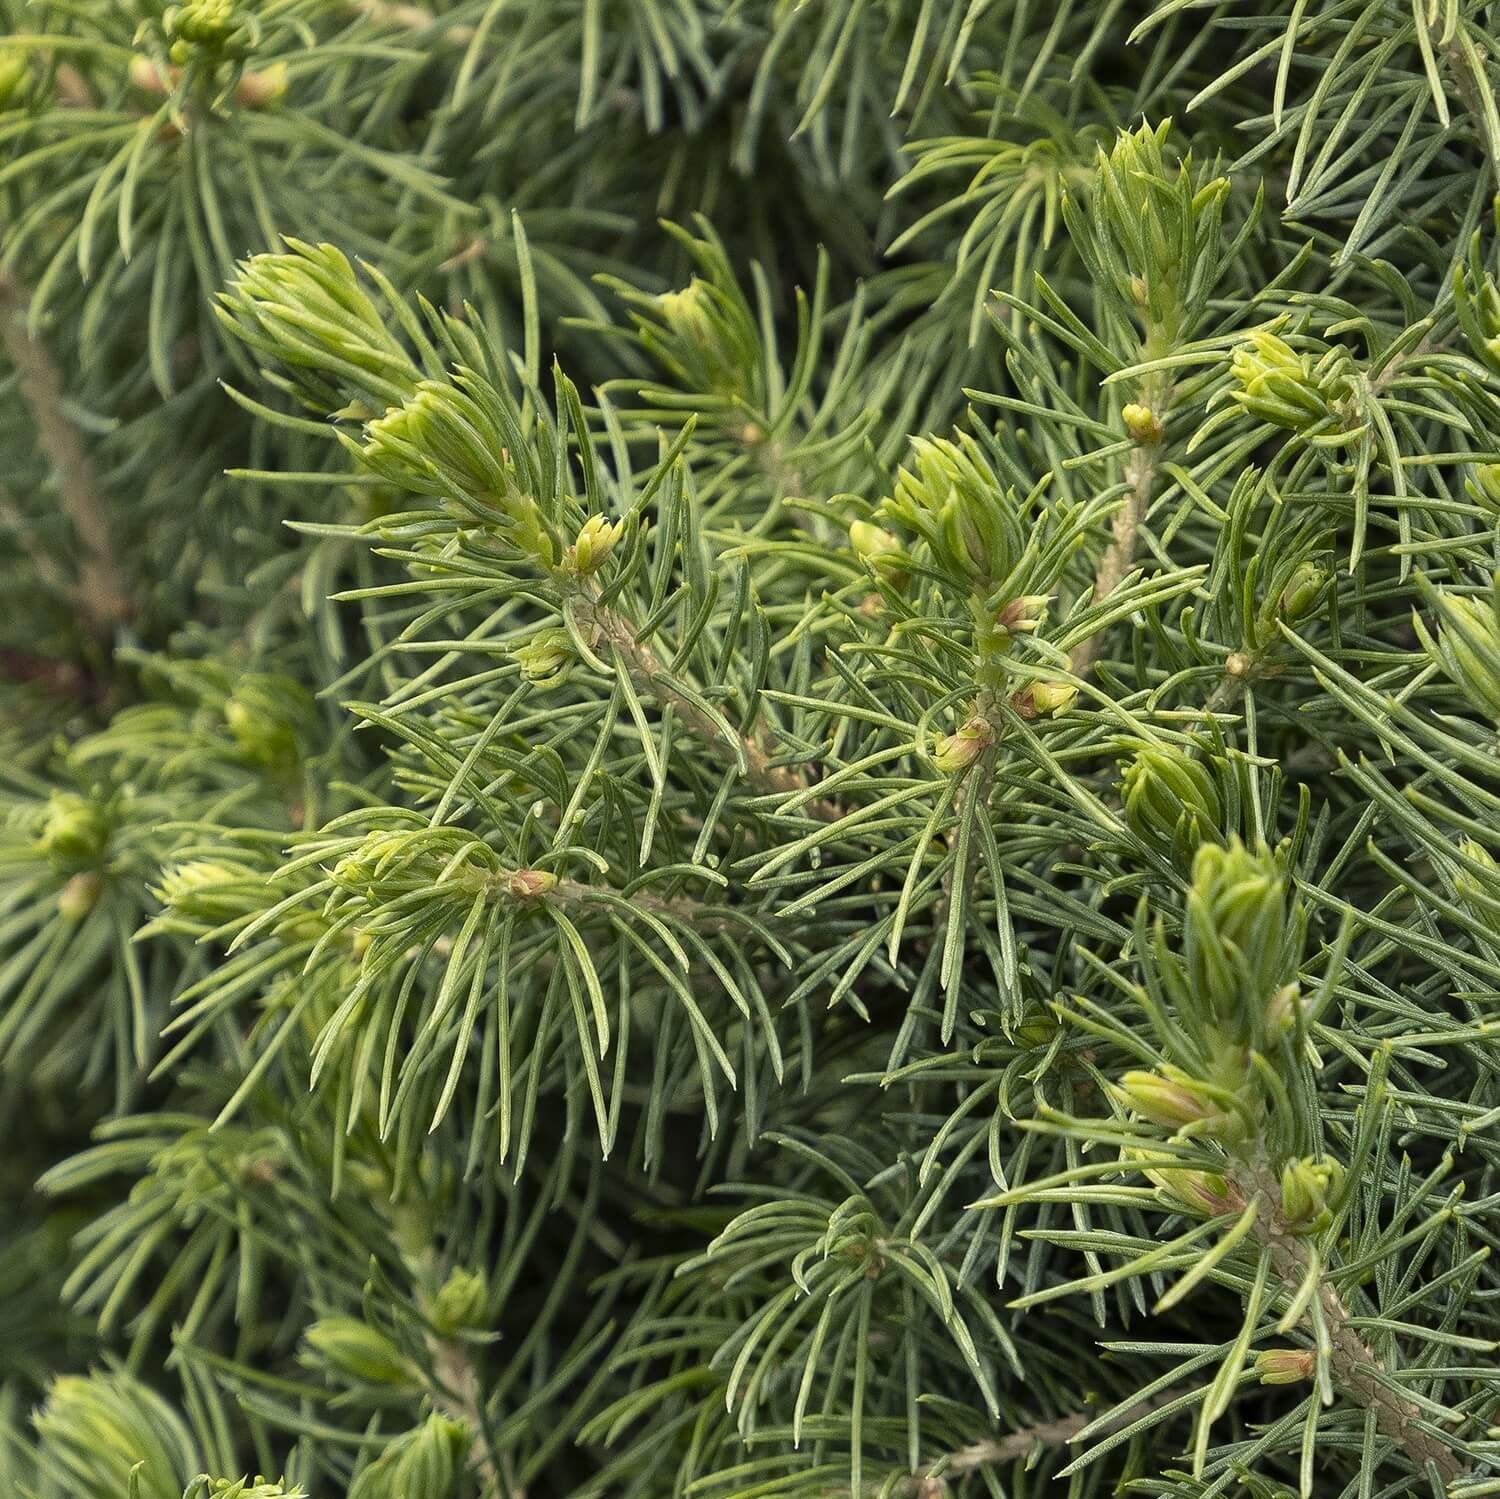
[
  {"x1": 427, "y1": 1331, "x2": 506, "y2": 1498},
  {"x1": 1231, "y1": 1160, "x2": 1468, "y2": 1485},
  {"x1": 572, "y1": 586, "x2": 842, "y2": 819},
  {"x1": 1069, "y1": 375, "x2": 1171, "y2": 680},
  {"x1": 931, "y1": 1385, "x2": 1189, "y2": 1481},
  {"x1": 0, "y1": 272, "x2": 132, "y2": 638}
]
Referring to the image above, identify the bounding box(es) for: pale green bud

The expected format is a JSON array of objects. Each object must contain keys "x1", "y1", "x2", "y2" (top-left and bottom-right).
[
  {"x1": 1277, "y1": 560, "x2": 1330, "y2": 625},
  {"x1": 35, "y1": 791, "x2": 111, "y2": 871},
  {"x1": 1116, "y1": 1066, "x2": 1229, "y2": 1134},
  {"x1": 360, "y1": 378, "x2": 556, "y2": 561},
  {"x1": 931, "y1": 715, "x2": 993, "y2": 773},
  {"x1": 1228, "y1": 333, "x2": 1354, "y2": 433},
  {"x1": 0, "y1": 46, "x2": 32, "y2": 110},
  {"x1": 1263, "y1": 981, "x2": 1303, "y2": 1035},
  {"x1": 1122, "y1": 1146, "x2": 1232, "y2": 1216},
  {"x1": 224, "y1": 674, "x2": 313, "y2": 769},
  {"x1": 1089, "y1": 121, "x2": 1228, "y2": 335},
  {"x1": 303, "y1": 1317, "x2": 417, "y2": 1388},
  {"x1": 361, "y1": 382, "x2": 492, "y2": 500},
  {"x1": 1280, "y1": 1156, "x2": 1344, "y2": 1234},
  {"x1": 217, "y1": 241, "x2": 418, "y2": 413},
  {"x1": 1456, "y1": 260, "x2": 1500, "y2": 377},
  {"x1": 882, "y1": 433, "x2": 1020, "y2": 591},
  {"x1": 655, "y1": 280, "x2": 744, "y2": 394},
  {"x1": 1122, "y1": 402, "x2": 1164, "y2": 443},
  {"x1": 34, "y1": 1373, "x2": 197, "y2": 1499},
  {"x1": 186, "y1": 1479, "x2": 308, "y2": 1499},
  {"x1": 348, "y1": 1415, "x2": 468, "y2": 1499},
  {"x1": 1016, "y1": 681, "x2": 1077, "y2": 720},
  {"x1": 167, "y1": 0, "x2": 240, "y2": 50},
  {"x1": 1120, "y1": 741, "x2": 1222, "y2": 865},
  {"x1": 568, "y1": 514, "x2": 622, "y2": 575},
  {"x1": 430, "y1": 1266, "x2": 487, "y2": 1335},
  {"x1": 1255, "y1": 1348, "x2": 1315, "y2": 1385},
  {"x1": 1184, "y1": 838, "x2": 1293, "y2": 1049},
  {"x1": 848, "y1": 519, "x2": 902, "y2": 564},
  {"x1": 1470, "y1": 463, "x2": 1500, "y2": 512},
  {"x1": 1425, "y1": 583, "x2": 1500, "y2": 723},
  {"x1": 153, "y1": 860, "x2": 261, "y2": 927},
  {"x1": 998, "y1": 594, "x2": 1050, "y2": 637},
  {"x1": 657, "y1": 281, "x2": 719, "y2": 349},
  {"x1": 1454, "y1": 839, "x2": 1500, "y2": 916},
  {"x1": 514, "y1": 628, "x2": 574, "y2": 689}
]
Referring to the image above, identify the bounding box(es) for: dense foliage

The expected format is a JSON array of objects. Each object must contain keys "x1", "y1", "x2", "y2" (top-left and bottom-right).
[{"x1": 4, "y1": 2, "x2": 1500, "y2": 1496}]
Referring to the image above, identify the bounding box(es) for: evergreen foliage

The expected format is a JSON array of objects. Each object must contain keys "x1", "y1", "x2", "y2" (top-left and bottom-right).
[{"x1": 5, "y1": 1, "x2": 1500, "y2": 1496}]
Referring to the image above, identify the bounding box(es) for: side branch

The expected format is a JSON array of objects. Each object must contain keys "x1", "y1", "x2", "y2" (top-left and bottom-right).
[
  {"x1": 572, "y1": 590, "x2": 842, "y2": 821},
  {"x1": 0, "y1": 272, "x2": 133, "y2": 637},
  {"x1": 898, "y1": 1385, "x2": 1190, "y2": 1495},
  {"x1": 1069, "y1": 435, "x2": 1161, "y2": 680},
  {"x1": 1233, "y1": 1162, "x2": 1467, "y2": 1486}
]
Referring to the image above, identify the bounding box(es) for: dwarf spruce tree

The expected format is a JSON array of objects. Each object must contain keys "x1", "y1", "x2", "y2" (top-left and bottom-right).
[{"x1": 5, "y1": 1, "x2": 1500, "y2": 1496}]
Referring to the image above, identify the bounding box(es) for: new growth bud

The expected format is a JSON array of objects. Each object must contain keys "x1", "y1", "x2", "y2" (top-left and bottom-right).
[
  {"x1": 514, "y1": 628, "x2": 574, "y2": 688},
  {"x1": 848, "y1": 519, "x2": 902, "y2": 565},
  {"x1": 881, "y1": 433, "x2": 1021, "y2": 593},
  {"x1": 1183, "y1": 838, "x2": 1295, "y2": 1052},
  {"x1": 224, "y1": 674, "x2": 313, "y2": 770},
  {"x1": 1122, "y1": 403, "x2": 1164, "y2": 443},
  {"x1": 1255, "y1": 1348, "x2": 1315, "y2": 1385},
  {"x1": 217, "y1": 241, "x2": 418, "y2": 414},
  {"x1": 1277, "y1": 560, "x2": 1330, "y2": 626},
  {"x1": 360, "y1": 377, "x2": 557, "y2": 561},
  {"x1": 35, "y1": 791, "x2": 111, "y2": 872},
  {"x1": 1227, "y1": 332, "x2": 1357, "y2": 435},
  {"x1": 430, "y1": 1266, "x2": 488, "y2": 1334},
  {"x1": 1471, "y1": 463, "x2": 1500, "y2": 512},
  {"x1": 654, "y1": 279, "x2": 747, "y2": 395},
  {"x1": 1120, "y1": 739, "x2": 1222, "y2": 865},
  {"x1": 167, "y1": 0, "x2": 246, "y2": 58},
  {"x1": 1122, "y1": 1146, "x2": 1233, "y2": 1216},
  {"x1": 1422, "y1": 579, "x2": 1500, "y2": 724},
  {"x1": 1453, "y1": 839, "x2": 1500, "y2": 926},
  {"x1": 187, "y1": 1480, "x2": 308, "y2": 1499},
  {"x1": 1088, "y1": 121, "x2": 1229, "y2": 343},
  {"x1": 0, "y1": 46, "x2": 32, "y2": 111},
  {"x1": 1116, "y1": 1065, "x2": 1234, "y2": 1136},
  {"x1": 154, "y1": 860, "x2": 262, "y2": 928},
  {"x1": 998, "y1": 594, "x2": 1050, "y2": 637},
  {"x1": 567, "y1": 514, "x2": 623, "y2": 575},
  {"x1": 348, "y1": 1415, "x2": 469, "y2": 1499},
  {"x1": 1279, "y1": 1155, "x2": 1344, "y2": 1234},
  {"x1": 303, "y1": 1317, "x2": 417, "y2": 1388},
  {"x1": 932, "y1": 715, "x2": 994, "y2": 773},
  {"x1": 1456, "y1": 255, "x2": 1500, "y2": 377},
  {"x1": 1013, "y1": 681, "x2": 1077, "y2": 719}
]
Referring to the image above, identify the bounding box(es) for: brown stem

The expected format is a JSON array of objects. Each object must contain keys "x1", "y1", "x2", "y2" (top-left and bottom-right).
[
  {"x1": 0, "y1": 646, "x2": 106, "y2": 705},
  {"x1": 1068, "y1": 437, "x2": 1161, "y2": 680},
  {"x1": 896, "y1": 1384, "x2": 1189, "y2": 1495},
  {"x1": 1230, "y1": 1161, "x2": 1466, "y2": 1486},
  {"x1": 1204, "y1": 653, "x2": 1255, "y2": 715},
  {"x1": 427, "y1": 1330, "x2": 504, "y2": 1494},
  {"x1": 549, "y1": 875, "x2": 744, "y2": 936},
  {"x1": 0, "y1": 272, "x2": 133, "y2": 637},
  {"x1": 571, "y1": 588, "x2": 842, "y2": 821}
]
